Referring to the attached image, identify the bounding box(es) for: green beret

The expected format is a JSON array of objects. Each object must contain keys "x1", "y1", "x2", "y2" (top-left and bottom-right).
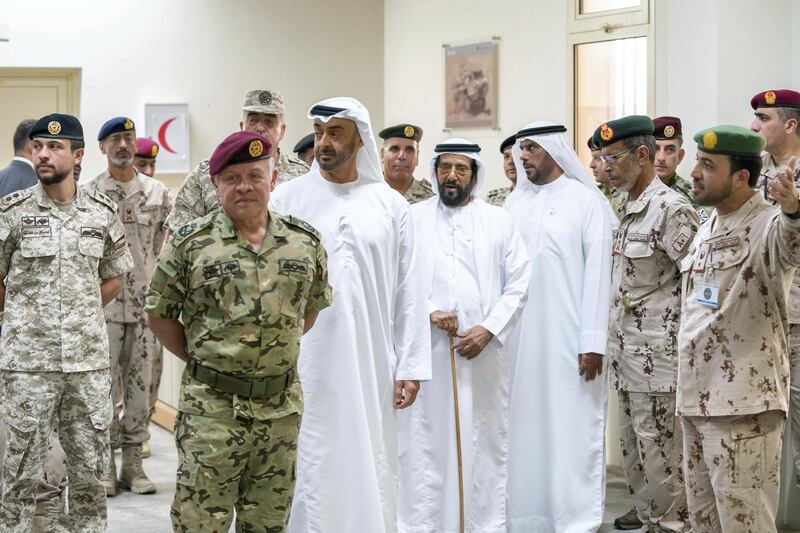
[
  {"x1": 378, "y1": 124, "x2": 422, "y2": 142},
  {"x1": 592, "y1": 115, "x2": 654, "y2": 148},
  {"x1": 693, "y1": 125, "x2": 765, "y2": 157}
]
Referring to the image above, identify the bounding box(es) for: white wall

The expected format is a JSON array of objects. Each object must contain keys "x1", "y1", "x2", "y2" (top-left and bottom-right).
[
  {"x1": 384, "y1": 0, "x2": 568, "y2": 195},
  {"x1": 0, "y1": 0, "x2": 385, "y2": 181},
  {"x1": 656, "y1": 0, "x2": 798, "y2": 178}
]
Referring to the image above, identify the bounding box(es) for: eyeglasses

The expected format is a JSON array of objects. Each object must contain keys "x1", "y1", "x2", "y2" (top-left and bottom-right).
[
  {"x1": 600, "y1": 147, "x2": 637, "y2": 164},
  {"x1": 437, "y1": 163, "x2": 471, "y2": 177}
]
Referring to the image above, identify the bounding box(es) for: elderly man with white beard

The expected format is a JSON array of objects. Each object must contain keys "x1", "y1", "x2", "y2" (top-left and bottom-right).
[
  {"x1": 270, "y1": 97, "x2": 431, "y2": 533},
  {"x1": 397, "y1": 139, "x2": 530, "y2": 533},
  {"x1": 504, "y1": 122, "x2": 615, "y2": 533}
]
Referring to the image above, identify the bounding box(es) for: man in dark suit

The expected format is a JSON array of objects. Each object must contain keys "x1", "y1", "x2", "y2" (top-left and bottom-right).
[{"x1": 0, "y1": 119, "x2": 38, "y2": 198}]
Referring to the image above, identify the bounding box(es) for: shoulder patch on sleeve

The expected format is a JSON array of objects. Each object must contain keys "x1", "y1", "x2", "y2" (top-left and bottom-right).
[
  {"x1": 170, "y1": 215, "x2": 214, "y2": 246},
  {"x1": 282, "y1": 214, "x2": 322, "y2": 241},
  {"x1": 86, "y1": 189, "x2": 118, "y2": 211},
  {"x1": 0, "y1": 189, "x2": 32, "y2": 212}
]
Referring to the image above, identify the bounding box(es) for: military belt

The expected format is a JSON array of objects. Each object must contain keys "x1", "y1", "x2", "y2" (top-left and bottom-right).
[{"x1": 187, "y1": 359, "x2": 294, "y2": 399}]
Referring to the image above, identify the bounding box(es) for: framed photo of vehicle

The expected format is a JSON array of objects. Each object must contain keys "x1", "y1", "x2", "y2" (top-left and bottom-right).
[{"x1": 444, "y1": 40, "x2": 498, "y2": 129}]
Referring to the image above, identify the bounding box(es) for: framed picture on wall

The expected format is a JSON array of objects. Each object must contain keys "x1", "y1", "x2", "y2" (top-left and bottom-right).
[{"x1": 444, "y1": 40, "x2": 498, "y2": 129}]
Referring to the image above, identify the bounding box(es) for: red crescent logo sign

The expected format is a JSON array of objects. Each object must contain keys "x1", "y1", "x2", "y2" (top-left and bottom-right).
[{"x1": 157, "y1": 117, "x2": 178, "y2": 154}]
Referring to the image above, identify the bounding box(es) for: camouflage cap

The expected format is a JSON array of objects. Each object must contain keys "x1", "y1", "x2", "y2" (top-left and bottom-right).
[
  {"x1": 242, "y1": 89, "x2": 285, "y2": 115},
  {"x1": 693, "y1": 125, "x2": 765, "y2": 157}
]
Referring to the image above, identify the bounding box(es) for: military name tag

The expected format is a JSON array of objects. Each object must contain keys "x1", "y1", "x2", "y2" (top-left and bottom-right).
[
  {"x1": 696, "y1": 280, "x2": 720, "y2": 308},
  {"x1": 714, "y1": 236, "x2": 740, "y2": 250},
  {"x1": 81, "y1": 227, "x2": 105, "y2": 240},
  {"x1": 627, "y1": 232, "x2": 651, "y2": 243},
  {"x1": 279, "y1": 259, "x2": 309, "y2": 274},
  {"x1": 202, "y1": 260, "x2": 240, "y2": 280},
  {"x1": 21, "y1": 216, "x2": 51, "y2": 238}
]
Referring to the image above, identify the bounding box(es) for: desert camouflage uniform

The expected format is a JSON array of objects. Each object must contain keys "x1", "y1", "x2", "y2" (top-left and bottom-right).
[
  {"x1": 486, "y1": 186, "x2": 512, "y2": 206},
  {"x1": 0, "y1": 184, "x2": 133, "y2": 532},
  {"x1": 402, "y1": 177, "x2": 434, "y2": 204},
  {"x1": 84, "y1": 170, "x2": 172, "y2": 447},
  {"x1": 609, "y1": 177, "x2": 698, "y2": 531},
  {"x1": 145, "y1": 210, "x2": 332, "y2": 533},
  {"x1": 678, "y1": 193, "x2": 800, "y2": 532},
  {"x1": 663, "y1": 172, "x2": 711, "y2": 224},
  {"x1": 599, "y1": 182, "x2": 627, "y2": 217},
  {"x1": 164, "y1": 151, "x2": 309, "y2": 232},
  {"x1": 759, "y1": 152, "x2": 800, "y2": 483}
]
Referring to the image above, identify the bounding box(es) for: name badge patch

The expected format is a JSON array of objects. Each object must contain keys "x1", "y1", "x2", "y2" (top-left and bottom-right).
[
  {"x1": 714, "y1": 236, "x2": 740, "y2": 250},
  {"x1": 202, "y1": 260, "x2": 241, "y2": 280},
  {"x1": 627, "y1": 232, "x2": 651, "y2": 243},
  {"x1": 21, "y1": 216, "x2": 50, "y2": 238},
  {"x1": 279, "y1": 259, "x2": 309, "y2": 274}
]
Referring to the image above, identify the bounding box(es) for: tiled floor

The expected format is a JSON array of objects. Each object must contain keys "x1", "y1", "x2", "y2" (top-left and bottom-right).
[{"x1": 107, "y1": 423, "x2": 799, "y2": 532}]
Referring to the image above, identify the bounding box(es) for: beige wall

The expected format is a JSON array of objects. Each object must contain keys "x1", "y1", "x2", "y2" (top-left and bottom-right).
[
  {"x1": 0, "y1": 0, "x2": 385, "y2": 182},
  {"x1": 384, "y1": 0, "x2": 568, "y2": 195}
]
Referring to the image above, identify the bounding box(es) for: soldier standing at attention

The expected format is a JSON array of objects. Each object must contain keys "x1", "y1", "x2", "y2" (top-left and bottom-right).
[
  {"x1": 133, "y1": 137, "x2": 159, "y2": 178},
  {"x1": 145, "y1": 131, "x2": 331, "y2": 532},
  {"x1": 84, "y1": 117, "x2": 172, "y2": 496},
  {"x1": 378, "y1": 123, "x2": 434, "y2": 203},
  {"x1": 751, "y1": 89, "x2": 800, "y2": 486},
  {"x1": 0, "y1": 113, "x2": 133, "y2": 532},
  {"x1": 679, "y1": 125, "x2": 800, "y2": 532},
  {"x1": 486, "y1": 134, "x2": 517, "y2": 206},
  {"x1": 595, "y1": 116, "x2": 698, "y2": 532},
  {"x1": 164, "y1": 89, "x2": 309, "y2": 233}
]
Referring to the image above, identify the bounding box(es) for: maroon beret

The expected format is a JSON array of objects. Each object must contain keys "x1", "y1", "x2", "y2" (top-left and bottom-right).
[
  {"x1": 653, "y1": 116, "x2": 682, "y2": 140},
  {"x1": 209, "y1": 131, "x2": 272, "y2": 175},
  {"x1": 135, "y1": 138, "x2": 160, "y2": 159},
  {"x1": 751, "y1": 89, "x2": 800, "y2": 110}
]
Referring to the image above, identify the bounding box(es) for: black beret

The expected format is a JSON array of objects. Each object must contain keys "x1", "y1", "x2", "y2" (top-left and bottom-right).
[
  {"x1": 97, "y1": 116, "x2": 135, "y2": 141},
  {"x1": 378, "y1": 124, "x2": 423, "y2": 142},
  {"x1": 29, "y1": 113, "x2": 84, "y2": 141},
  {"x1": 293, "y1": 133, "x2": 314, "y2": 154}
]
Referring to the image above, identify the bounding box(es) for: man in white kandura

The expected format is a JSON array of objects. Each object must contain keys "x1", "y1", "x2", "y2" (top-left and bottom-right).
[
  {"x1": 397, "y1": 139, "x2": 531, "y2": 533},
  {"x1": 504, "y1": 122, "x2": 615, "y2": 533},
  {"x1": 270, "y1": 97, "x2": 431, "y2": 533}
]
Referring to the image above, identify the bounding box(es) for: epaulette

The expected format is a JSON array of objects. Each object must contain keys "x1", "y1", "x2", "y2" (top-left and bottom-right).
[
  {"x1": 86, "y1": 188, "x2": 118, "y2": 212},
  {"x1": 282, "y1": 214, "x2": 322, "y2": 241},
  {"x1": 0, "y1": 188, "x2": 32, "y2": 212},
  {"x1": 171, "y1": 214, "x2": 214, "y2": 246},
  {"x1": 197, "y1": 159, "x2": 211, "y2": 174}
]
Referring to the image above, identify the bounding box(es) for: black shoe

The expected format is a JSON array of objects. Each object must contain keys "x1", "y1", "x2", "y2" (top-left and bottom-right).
[{"x1": 613, "y1": 507, "x2": 643, "y2": 530}]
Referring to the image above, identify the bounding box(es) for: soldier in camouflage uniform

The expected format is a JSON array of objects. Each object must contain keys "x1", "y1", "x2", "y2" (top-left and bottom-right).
[
  {"x1": 378, "y1": 123, "x2": 434, "y2": 204},
  {"x1": 164, "y1": 89, "x2": 309, "y2": 232},
  {"x1": 588, "y1": 136, "x2": 627, "y2": 216},
  {"x1": 0, "y1": 114, "x2": 133, "y2": 533},
  {"x1": 145, "y1": 131, "x2": 332, "y2": 532},
  {"x1": 84, "y1": 116, "x2": 173, "y2": 496},
  {"x1": 751, "y1": 89, "x2": 800, "y2": 486},
  {"x1": 678, "y1": 125, "x2": 800, "y2": 532},
  {"x1": 653, "y1": 116, "x2": 711, "y2": 224},
  {"x1": 486, "y1": 134, "x2": 516, "y2": 206},
  {"x1": 595, "y1": 116, "x2": 697, "y2": 532}
]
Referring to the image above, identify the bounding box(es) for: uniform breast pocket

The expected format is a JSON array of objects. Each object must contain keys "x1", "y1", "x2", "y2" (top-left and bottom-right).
[
  {"x1": 20, "y1": 238, "x2": 57, "y2": 260},
  {"x1": 621, "y1": 240, "x2": 659, "y2": 295},
  {"x1": 78, "y1": 236, "x2": 105, "y2": 270},
  {"x1": 278, "y1": 260, "x2": 313, "y2": 318},
  {"x1": 211, "y1": 276, "x2": 252, "y2": 323}
]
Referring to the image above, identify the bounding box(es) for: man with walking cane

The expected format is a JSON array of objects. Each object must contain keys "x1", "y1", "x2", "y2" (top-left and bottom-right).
[{"x1": 397, "y1": 138, "x2": 531, "y2": 533}]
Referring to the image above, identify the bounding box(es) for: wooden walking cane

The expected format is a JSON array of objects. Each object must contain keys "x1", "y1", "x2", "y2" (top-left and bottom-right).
[{"x1": 449, "y1": 334, "x2": 465, "y2": 533}]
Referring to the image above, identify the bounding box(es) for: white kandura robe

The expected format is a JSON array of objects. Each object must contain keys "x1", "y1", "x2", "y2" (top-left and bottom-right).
[
  {"x1": 505, "y1": 175, "x2": 612, "y2": 533},
  {"x1": 397, "y1": 198, "x2": 530, "y2": 533},
  {"x1": 270, "y1": 172, "x2": 431, "y2": 533}
]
